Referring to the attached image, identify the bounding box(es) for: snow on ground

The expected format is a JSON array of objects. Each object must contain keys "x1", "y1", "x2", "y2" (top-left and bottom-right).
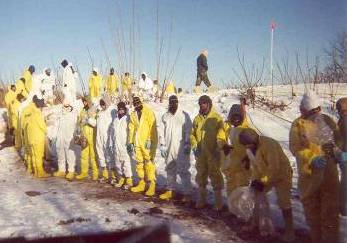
[{"x1": 0, "y1": 83, "x2": 346, "y2": 242}]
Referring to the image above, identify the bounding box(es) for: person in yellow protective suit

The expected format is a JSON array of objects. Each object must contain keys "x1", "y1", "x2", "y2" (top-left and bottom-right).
[
  {"x1": 23, "y1": 65, "x2": 35, "y2": 95},
  {"x1": 25, "y1": 96, "x2": 50, "y2": 178},
  {"x1": 128, "y1": 97, "x2": 158, "y2": 196},
  {"x1": 16, "y1": 78, "x2": 28, "y2": 97},
  {"x1": 239, "y1": 128, "x2": 295, "y2": 242},
  {"x1": 4, "y1": 85, "x2": 17, "y2": 131},
  {"x1": 122, "y1": 72, "x2": 133, "y2": 98},
  {"x1": 89, "y1": 67, "x2": 102, "y2": 100},
  {"x1": 104, "y1": 68, "x2": 119, "y2": 96},
  {"x1": 218, "y1": 104, "x2": 252, "y2": 197},
  {"x1": 75, "y1": 97, "x2": 98, "y2": 180},
  {"x1": 289, "y1": 92, "x2": 340, "y2": 243},
  {"x1": 20, "y1": 100, "x2": 36, "y2": 172},
  {"x1": 165, "y1": 81, "x2": 176, "y2": 96},
  {"x1": 190, "y1": 95, "x2": 224, "y2": 210},
  {"x1": 13, "y1": 94, "x2": 26, "y2": 149},
  {"x1": 9, "y1": 94, "x2": 24, "y2": 135}
]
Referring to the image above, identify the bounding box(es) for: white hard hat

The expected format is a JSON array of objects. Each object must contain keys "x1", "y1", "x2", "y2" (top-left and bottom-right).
[{"x1": 300, "y1": 91, "x2": 320, "y2": 111}]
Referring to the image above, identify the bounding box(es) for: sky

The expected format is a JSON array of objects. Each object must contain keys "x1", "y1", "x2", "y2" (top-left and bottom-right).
[{"x1": 0, "y1": 0, "x2": 346, "y2": 90}]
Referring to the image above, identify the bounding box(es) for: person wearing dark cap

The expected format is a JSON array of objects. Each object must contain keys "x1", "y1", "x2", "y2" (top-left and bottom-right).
[
  {"x1": 190, "y1": 95, "x2": 225, "y2": 210},
  {"x1": 239, "y1": 128, "x2": 295, "y2": 242},
  {"x1": 218, "y1": 104, "x2": 252, "y2": 199},
  {"x1": 25, "y1": 95, "x2": 50, "y2": 178},
  {"x1": 128, "y1": 96, "x2": 158, "y2": 196},
  {"x1": 23, "y1": 65, "x2": 35, "y2": 95},
  {"x1": 158, "y1": 95, "x2": 193, "y2": 201},
  {"x1": 76, "y1": 96, "x2": 98, "y2": 180},
  {"x1": 104, "y1": 68, "x2": 119, "y2": 96},
  {"x1": 109, "y1": 101, "x2": 133, "y2": 189},
  {"x1": 61, "y1": 59, "x2": 77, "y2": 104}
]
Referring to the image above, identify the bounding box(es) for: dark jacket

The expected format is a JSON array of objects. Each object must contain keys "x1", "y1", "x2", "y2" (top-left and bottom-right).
[{"x1": 197, "y1": 54, "x2": 208, "y2": 72}]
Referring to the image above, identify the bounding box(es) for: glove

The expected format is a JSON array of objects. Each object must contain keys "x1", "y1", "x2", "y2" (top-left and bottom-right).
[
  {"x1": 192, "y1": 147, "x2": 200, "y2": 158},
  {"x1": 222, "y1": 144, "x2": 232, "y2": 156},
  {"x1": 311, "y1": 156, "x2": 327, "y2": 169},
  {"x1": 183, "y1": 143, "x2": 191, "y2": 155},
  {"x1": 322, "y1": 143, "x2": 334, "y2": 156},
  {"x1": 145, "y1": 140, "x2": 151, "y2": 149},
  {"x1": 250, "y1": 179, "x2": 265, "y2": 192},
  {"x1": 160, "y1": 145, "x2": 168, "y2": 158},
  {"x1": 127, "y1": 143, "x2": 134, "y2": 154},
  {"x1": 339, "y1": 152, "x2": 347, "y2": 170}
]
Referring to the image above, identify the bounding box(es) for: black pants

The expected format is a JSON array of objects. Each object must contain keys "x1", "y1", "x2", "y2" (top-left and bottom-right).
[{"x1": 195, "y1": 70, "x2": 211, "y2": 87}]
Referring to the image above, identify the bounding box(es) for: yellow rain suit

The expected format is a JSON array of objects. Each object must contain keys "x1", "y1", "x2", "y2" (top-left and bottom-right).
[
  {"x1": 9, "y1": 99, "x2": 20, "y2": 131},
  {"x1": 165, "y1": 82, "x2": 176, "y2": 95},
  {"x1": 289, "y1": 114, "x2": 340, "y2": 243},
  {"x1": 25, "y1": 105, "x2": 48, "y2": 177},
  {"x1": 78, "y1": 107, "x2": 98, "y2": 179},
  {"x1": 16, "y1": 79, "x2": 28, "y2": 97},
  {"x1": 218, "y1": 118, "x2": 252, "y2": 196},
  {"x1": 190, "y1": 108, "x2": 224, "y2": 190},
  {"x1": 20, "y1": 102, "x2": 36, "y2": 169},
  {"x1": 128, "y1": 105, "x2": 158, "y2": 182},
  {"x1": 4, "y1": 89, "x2": 16, "y2": 128},
  {"x1": 122, "y1": 76, "x2": 133, "y2": 92},
  {"x1": 23, "y1": 70, "x2": 33, "y2": 94},
  {"x1": 251, "y1": 135, "x2": 293, "y2": 210},
  {"x1": 89, "y1": 74, "x2": 102, "y2": 98},
  {"x1": 104, "y1": 74, "x2": 119, "y2": 95}
]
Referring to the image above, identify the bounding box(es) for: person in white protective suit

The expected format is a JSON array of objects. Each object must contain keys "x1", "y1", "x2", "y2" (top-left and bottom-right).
[
  {"x1": 53, "y1": 102, "x2": 78, "y2": 180},
  {"x1": 138, "y1": 72, "x2": 154, "y2": 97},
  {"x1": 109, "y1": 101, "x2": 133, "y2": 189},
  {"x1": 159, "y1": 95, "x2": 193, "y2": 201},
  {"x1": 96, "y1": 95, "x2": 116, "y2": 182},
  {"x1": 40, "y1": 68, "x2": 55, "y2": 99},
  {"x1": 61, "y1": 59, "x2": 77, "y2": 104}
]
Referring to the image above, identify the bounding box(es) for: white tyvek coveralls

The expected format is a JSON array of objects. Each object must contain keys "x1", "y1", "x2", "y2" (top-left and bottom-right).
[
  {"x1": 110, "y1": 114, "x2": 133, "y2": 178},
  {"x1": 41, "y1": 69, "x2": 55, "y2": 98},
  {"x1": 62, "y1": 64, "x2": 78, "y2": 104},
  {"x1": 96, "y1": 106, "x2": 115, "y2": 169},
  {"x1": 56, "y1": 107, "x2": 78, "y2": 173},
  {"x1": 159, "y1": 108, "x2": 193, "y2": 193}
]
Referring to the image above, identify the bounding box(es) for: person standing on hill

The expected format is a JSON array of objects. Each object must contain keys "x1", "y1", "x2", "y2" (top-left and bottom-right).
[{"x1": 195, "y1": 50, "x2": 211, "y2": 90}]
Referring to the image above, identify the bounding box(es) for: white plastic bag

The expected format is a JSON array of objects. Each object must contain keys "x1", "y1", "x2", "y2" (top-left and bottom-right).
[
  {"x1": 227, "y1": 186, "x2": 255, "y2": 221},
  {"x1": 255, "y1": 192, "x2": 276, "y2": 237}
]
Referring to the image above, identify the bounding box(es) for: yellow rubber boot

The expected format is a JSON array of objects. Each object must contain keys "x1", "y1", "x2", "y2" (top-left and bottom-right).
[
  {"x1": 66, "y1": 172, "x2": 75, "y2": 181},
  {"x1": 115, "y1": 177, "x2": 125, "y2": 188},
  {"x1": 145, "y1": 181, "x2": 156, "y2": 197},
  {"x1": 159, "y1": 190, "x2": 173, "y2": 200},
  {"x1": 102, "y1": 168, "x2": 109, "y2": 179},
  {"x1": 91, "y1": 158, "x2": 99, "y2": 181},
  {"x1": 214, "y1": 190, "x2": 223, "y2": 211},
  {"x1": 92, "y1": 171, "x2": 99, "y2": 181},
  {"x1": 76, "y1": 173, "x2": 88, "y2": 180},
  {"x1": 126, "y1": 177, "x2": 133, "y2": 187},
  {"x1": 196, "y1": 187, "x2": 207, "y2": 209},
  {"x1": 53, "y1": 171, "x2": 66, "y2": 177},
  {"x1": 131, "y1": 179, "x2": 146, "y2": 193}
]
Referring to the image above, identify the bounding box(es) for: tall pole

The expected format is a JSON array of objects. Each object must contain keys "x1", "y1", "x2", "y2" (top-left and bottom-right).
[{"x1": 270, "y1": 21, "x2": 275, "y2": 102}]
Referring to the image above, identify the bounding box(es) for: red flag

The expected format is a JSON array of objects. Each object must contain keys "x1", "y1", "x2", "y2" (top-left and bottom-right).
[{"x1": 271, "y1": 21, "x2": 277, "y2": 30}]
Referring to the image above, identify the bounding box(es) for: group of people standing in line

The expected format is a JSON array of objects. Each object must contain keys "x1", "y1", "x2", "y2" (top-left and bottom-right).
[{"x1": 3, "y1": 61, "x2": 347, "y2": 243}]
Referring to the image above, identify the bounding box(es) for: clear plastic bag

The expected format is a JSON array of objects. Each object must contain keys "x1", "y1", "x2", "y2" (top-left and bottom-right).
[
  {"x1": 227, "y1": 186, "x2": 255, "y2": 222},
  {"x1": 255, "y1": 192, "x2": 276, "y2": 237}
]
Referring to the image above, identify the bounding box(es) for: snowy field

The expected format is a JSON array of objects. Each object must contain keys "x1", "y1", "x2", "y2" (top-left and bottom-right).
[{"x1": 0, "y1": 83, "x2": 346, "y2": 242}]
